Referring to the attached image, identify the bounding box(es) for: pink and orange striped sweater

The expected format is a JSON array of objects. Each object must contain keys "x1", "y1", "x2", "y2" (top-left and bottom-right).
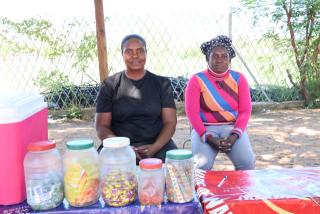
[{"x1": 185, "y1": 69, "x2": 251, "y2": 138}]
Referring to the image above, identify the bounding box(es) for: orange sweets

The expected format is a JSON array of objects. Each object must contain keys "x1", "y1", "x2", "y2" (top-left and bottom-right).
[
  {"x1": 138, "y1": 158, "x2": 165, "y2": 205},
  {"x1": 63, "y1": 139, "x2": 100, "y2": 207}
]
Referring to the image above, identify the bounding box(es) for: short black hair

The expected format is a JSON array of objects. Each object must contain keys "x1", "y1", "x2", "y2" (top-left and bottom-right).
[{"x1": 121, "y1": 34, "x2": 147, "y2": 54}]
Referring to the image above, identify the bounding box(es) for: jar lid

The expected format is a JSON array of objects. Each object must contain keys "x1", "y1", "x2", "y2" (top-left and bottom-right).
[
  {"x1": 28, "y1": 140, "x2": 56, "y2": 151},
  {"x1": 66, "y1": 139, "x2": 94, "y2": 150},
  {"x1": 166, "y1": 149, "x2": 193, "y2": 160},
  {"x1": 103, "y1": 137, "x2": 130, "y2": 148},
  {"x1": 139, "y1": 158, "x2": 162, "y2": 170}
]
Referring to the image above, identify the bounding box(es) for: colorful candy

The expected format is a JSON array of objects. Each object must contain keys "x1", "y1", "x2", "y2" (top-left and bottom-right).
[
  {"x1": 101, "y1": 170, "x2": 137, "y2": 207},
  {"x1": 64, "y1": 161, "x2": 100, "y2": 207},
  {"x1": 165, "y1": 160, "x2": 194, "y2": 203}
]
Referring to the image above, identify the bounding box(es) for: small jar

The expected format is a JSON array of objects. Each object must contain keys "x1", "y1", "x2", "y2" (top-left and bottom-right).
[
  {"x1": 63, "y1": 139, "x2": 100, "y2": 207},
  {"x1": 138, "y1": 158, "x2": 165, "y2": 205},
  {"x1": 24, "y1": 140, "x2": 64, "y2": 210},
  {"x1": 100, "y1": 137, "x2": 137, "y2": 207},
  {"x1": 165, "y1": 149, "x2": 194, "y2": 203}
]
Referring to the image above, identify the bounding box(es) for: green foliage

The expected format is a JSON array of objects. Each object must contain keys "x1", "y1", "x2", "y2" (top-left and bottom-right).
[
  {"x1": 1, "y1": 17, "x2": 100, "y2": 114},
  {"x1": 72, "y1": 34, "x2": 98, "y2": 83},
  {"x1": 251, "y1": 85, "x2": 300, "y2": 102},
  {"x1": 306, "y1": 60, "x2": 320, "y2": 108},
  {"x1": 240, "y1": 0, "x2": 320, "y2": 105},
  {"x1": 66, "y1": 105, "x2": 83, "y2": 119},
  {"x1": 35, "y1": 69, "x2": 72, "y2": 92},
  {"x1": 0, "y1": 17, "x2": 67, "y2": 58},
  {"x1": 1, "y1": 17, "x2": 52, "y2": 41},
  {"x1": 307, "y1": 79, "x2": 320, "y2": 108}
]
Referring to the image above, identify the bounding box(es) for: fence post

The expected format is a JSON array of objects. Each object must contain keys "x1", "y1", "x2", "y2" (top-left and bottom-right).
[
  {"x1": 94, "y1": 0, "x2": 108, "y2": 82},
  {"x1": 228, "y1": 6, "x2": 232, "y2": 40},
  {"x1": 232, "y1": 45, "x2": 272, "y2": 102}
]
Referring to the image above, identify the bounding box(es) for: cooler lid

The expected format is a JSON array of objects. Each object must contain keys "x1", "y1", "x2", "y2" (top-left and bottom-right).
[{"x1": 0, "y1": 91, "x2": 47, "y2": 124}]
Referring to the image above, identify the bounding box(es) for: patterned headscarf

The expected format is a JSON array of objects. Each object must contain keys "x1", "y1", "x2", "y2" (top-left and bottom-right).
[{"x1": 200, "y1": 35, "x2": 236, "y2": 59}]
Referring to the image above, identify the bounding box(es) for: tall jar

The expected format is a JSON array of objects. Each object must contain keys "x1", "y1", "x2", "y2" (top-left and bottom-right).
[
  {"x1": 100, "y1": 137, "x2": 137, "y2": 207},
  {"x1": 165, "y1": 149, "x2": 194, "y2": 203},
  {"x1": 63, "y1": 139, "x2": 100, "y2": 207},
  {"x1": 138, "y1": 158, "x2": 165, "y2": 205},
  {"x1": 23, "y1": 140, "x2": 64, "y2": 210}
]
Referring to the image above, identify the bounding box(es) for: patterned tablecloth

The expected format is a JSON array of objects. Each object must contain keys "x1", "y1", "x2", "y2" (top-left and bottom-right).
[
  {"x1": 195, "y1": 167, "x2": 320, "y2": 214},
  {"x1": 0, "y1": 196, "x2": 202, "y2": 214}
]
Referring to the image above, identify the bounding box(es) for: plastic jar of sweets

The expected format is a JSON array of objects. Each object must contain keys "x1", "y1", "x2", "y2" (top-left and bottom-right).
[
  {"x1": 99, "y1": 137, "x2": 137, "y2": 207},
  {"x1": 138, "y1": 158, "x2": 165, "y2": 205},
  {"x1": 63, "y1": 139, "x2": 100, "y2": 207},
  {"x1": 24, "y1": 140, "x2": 64, "y2": 210},
  {"x1": 165, "y1": 149, "x2": 194, "y2": 203}
]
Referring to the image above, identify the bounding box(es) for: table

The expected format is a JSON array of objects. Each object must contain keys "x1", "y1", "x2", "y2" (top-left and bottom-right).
[
  {"x1": 194, "y1": 167, "x2": 320, "y2": 214},
  {"x1": 0, "y1": 196, "x2": 202, "y2": 214}
]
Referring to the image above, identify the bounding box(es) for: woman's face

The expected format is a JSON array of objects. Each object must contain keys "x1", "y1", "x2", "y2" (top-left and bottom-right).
[
  {"x1": 122, "y1": 38, "x2": 146, "y2": 72},
  {"x1": 208, "y1": 46, "x2": 230, "y2": 73}
]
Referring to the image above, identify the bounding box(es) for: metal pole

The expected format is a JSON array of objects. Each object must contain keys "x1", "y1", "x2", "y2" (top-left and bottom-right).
[
  {"x1": 232, "y1": 45, "x2": 272, "y2": 102},
  {"x1": 94, "y1": 0, "x2": 108, "y2": 82},
  {"x1": 228, "y1": 6, "x2": 232, "y2": 40}
]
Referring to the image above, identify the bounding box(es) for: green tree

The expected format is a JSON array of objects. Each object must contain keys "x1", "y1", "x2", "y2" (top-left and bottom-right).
[{"x1": 241, "y1": 0, "x2": 320, "y2": 106}]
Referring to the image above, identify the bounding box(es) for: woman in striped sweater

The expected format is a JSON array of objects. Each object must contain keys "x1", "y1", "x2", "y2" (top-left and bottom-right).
[{"x1": 185, "y1": 35, "x2": 255, "y2": 170}]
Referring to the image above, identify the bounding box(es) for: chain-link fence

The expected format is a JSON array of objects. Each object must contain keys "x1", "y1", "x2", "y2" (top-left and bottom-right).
[{"x1": 0, "y1": 8, "x2": 301, "y2": 110}]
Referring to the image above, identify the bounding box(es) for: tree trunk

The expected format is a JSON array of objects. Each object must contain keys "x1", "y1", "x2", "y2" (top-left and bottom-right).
[{"x1": 299, "y1": 69, "x2": 310, "y2": 106}]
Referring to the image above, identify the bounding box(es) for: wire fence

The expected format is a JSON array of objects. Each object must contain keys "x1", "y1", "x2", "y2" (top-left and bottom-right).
[{"x1": 0, "y1": 9, "x2": 301, "y2": 110}]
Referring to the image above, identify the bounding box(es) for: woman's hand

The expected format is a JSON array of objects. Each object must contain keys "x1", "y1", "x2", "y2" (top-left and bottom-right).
[
  {"x1": 206, "y1": 134, "x2": 224, "y2": 151},
  {"x1": 132, "y1": 146, "x2": 143, "y2": 161},
  {"x1": 219, "y1": 133, "x2": 238, "y2": 153},
  {"x1": 134, "y1": 144, "x2": 158, "y2": 159}
]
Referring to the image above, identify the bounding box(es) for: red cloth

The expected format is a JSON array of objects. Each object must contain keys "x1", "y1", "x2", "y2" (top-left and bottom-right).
[{"x1": 195, "y1": 168, "x2": 320, "y2": 213}]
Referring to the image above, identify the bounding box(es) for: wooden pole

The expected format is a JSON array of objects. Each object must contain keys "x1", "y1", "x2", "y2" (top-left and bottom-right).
[{"x1": 94, "y1": 0, "x2": 108, "y2": 82}]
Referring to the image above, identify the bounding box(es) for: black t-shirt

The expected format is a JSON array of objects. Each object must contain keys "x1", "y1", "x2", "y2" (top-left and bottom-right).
[{"x1": 96, "y1": 70, "x2": 176, "y2": 145}]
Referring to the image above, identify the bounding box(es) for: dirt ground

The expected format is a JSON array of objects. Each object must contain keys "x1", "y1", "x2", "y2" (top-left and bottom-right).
[{"x1": 49, "y1": 108, "x2": 320, "y2": 171}]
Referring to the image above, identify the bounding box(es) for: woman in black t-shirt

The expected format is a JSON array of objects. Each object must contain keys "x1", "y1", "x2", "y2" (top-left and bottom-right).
[{"x1": 95, "y1": 34, "x2": 177, "y2": 162}]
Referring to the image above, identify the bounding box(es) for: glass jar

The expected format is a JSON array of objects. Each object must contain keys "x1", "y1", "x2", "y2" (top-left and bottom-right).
[
  {"x1": 165, "y1": 149, "x2": 194, "y2": 203},
  {"x1": 23, "y1": 140, "x2": 64, "y2": 210},
  {"x1": 99, "y1": 137, "x2": 137, "y2": 207},
  {"x1": 138, "y1": 158, "x2": 165, "y2": 205},
  {"x1": 63, "y1": 139, "x2": 100, "y2": 207}
]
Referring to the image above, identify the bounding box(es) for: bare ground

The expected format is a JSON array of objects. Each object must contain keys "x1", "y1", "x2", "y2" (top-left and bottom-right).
[{"x1": 49, "y1": 108, "x2": 320, "y2": 171}]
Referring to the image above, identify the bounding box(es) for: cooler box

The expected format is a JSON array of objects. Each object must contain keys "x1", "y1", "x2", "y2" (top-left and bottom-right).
[{"x1": 0, "y1": 92, "x2": 48, "y2": 205}]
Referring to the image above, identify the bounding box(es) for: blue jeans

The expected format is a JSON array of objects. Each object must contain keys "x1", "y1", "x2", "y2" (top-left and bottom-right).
[{"x1": 191, "y1": 125, "x2": 255, "y2": 170}]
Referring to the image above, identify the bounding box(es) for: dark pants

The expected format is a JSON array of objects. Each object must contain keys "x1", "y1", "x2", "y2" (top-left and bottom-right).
[
  {"x1": 97, "y1": 139, "x2": 177, "y2": 164},
  {"x1": 136, "y1": 139, "x2": 178, "y2": 163}
]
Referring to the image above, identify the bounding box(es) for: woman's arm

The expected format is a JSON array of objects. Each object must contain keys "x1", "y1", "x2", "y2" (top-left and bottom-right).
[
  {"x1": 185, "y1": 75, "x2": 206, "y2": 137},
  {"x1": 95, "y1": 112, "x2": 116, "y2": 141}
]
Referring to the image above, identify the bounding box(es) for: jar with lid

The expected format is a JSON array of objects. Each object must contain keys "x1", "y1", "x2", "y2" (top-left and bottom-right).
[
  {"x1": 165, "y1": 149, "x2": 194, "y2": 203},
  {"x1": 138, "y1": 158, "x2": 165, "y2": 205},
  {"x1": 63, "y1": 139, "x2": 100, "y2": 207},
  {"x1": 99, "y1": 137, "x2": 137, "y2": 207},
  {"x1": 23, "y1": 140, "x2": 64, "y2": 210}
]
